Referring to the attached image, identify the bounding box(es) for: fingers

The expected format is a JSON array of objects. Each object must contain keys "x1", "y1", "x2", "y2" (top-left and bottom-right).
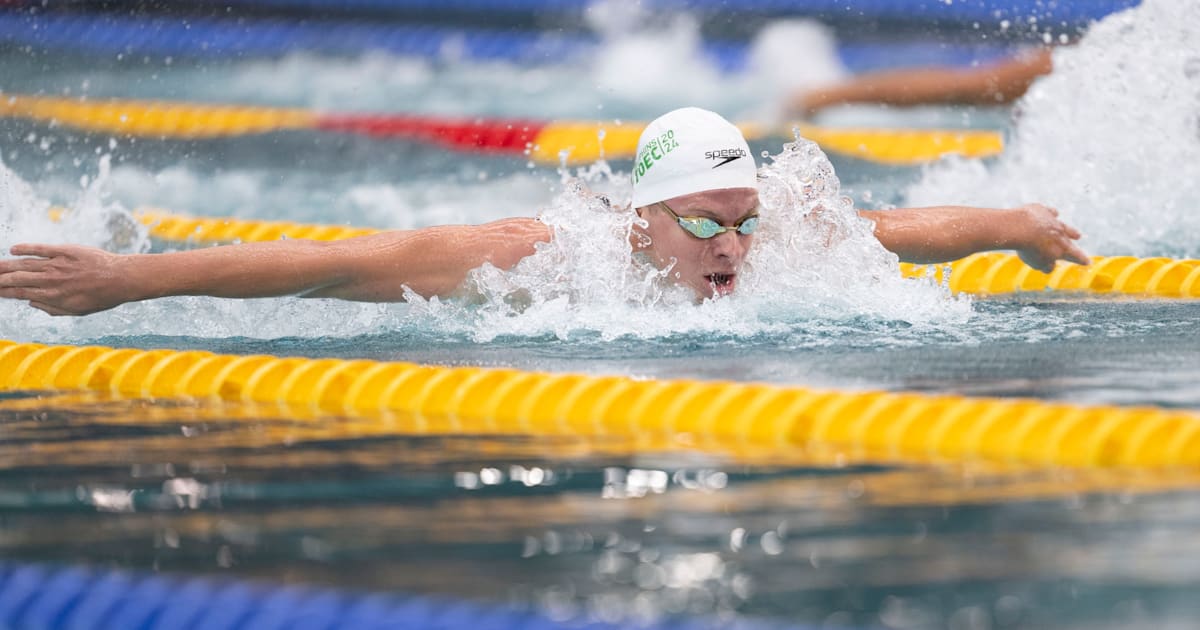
[
  {"x1": 1027, "y1": 203, "x2": 1087, "y2": 266},
  {"x1": 0, "y1": 271, "x2": 47, "y2": 288},
  {"x1": 0, "y1": 286, "x2": 51, "y2": 302},
  {"x1": 1052, "y1": 219, "x2": 1087, "y2": 264},
  {"x1": 0, "y1": 257, "x2": 47, "y2": 274},
  {"x1": 2, "y1": 244, "x2": 75, "y2": 279},
  {"x1": 9, "y1": 243, "x2": 72, "y2": 259},
  {"x1": 1063, "y1": 241, "x2": 1091, "y2": 266},
  {"x1": 0, "y1": 287, "x2": 81, "y2": 315}
]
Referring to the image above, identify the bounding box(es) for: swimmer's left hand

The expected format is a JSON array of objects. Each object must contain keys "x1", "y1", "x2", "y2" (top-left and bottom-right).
[
  {"x1": 0, "y1": 243, "x2": 133, "y2": 315},
  {"x1": 1010, "y1": 203, "x2": 1090, "y2": 273}
]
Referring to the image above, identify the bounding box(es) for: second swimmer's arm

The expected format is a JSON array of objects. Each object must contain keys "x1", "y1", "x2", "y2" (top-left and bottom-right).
[
  {"x1": 0, "y1": 218, "x2": 551, "y2": 316},
  {"x1": 791, "y1": 48, "x2": 1054, "y2": 115}
]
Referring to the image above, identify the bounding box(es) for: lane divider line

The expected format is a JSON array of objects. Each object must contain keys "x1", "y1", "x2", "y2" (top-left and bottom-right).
[
  {"x1": 2, "y1": 338, "x2": 1197, "y2": 469},
  {"x1": 2, "y1": 93, "x2": 1003, "y2": 165}
]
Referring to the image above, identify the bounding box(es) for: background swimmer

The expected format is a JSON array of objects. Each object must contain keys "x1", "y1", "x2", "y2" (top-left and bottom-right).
[{"x1": 788, "y1": 47, "x2": 1055, "y2": 117}]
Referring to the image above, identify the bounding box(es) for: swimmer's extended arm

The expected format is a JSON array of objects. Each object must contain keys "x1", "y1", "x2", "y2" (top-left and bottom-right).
[
  {"x1": 0, "y1": 218, "x2": 551, "y2": 316},
  {"x1": 859, "y1": 203, "x2": 1089, "y2": 273},
  {"x1": 789, "y1": 48, "x2": 1054, "y2": 116}
]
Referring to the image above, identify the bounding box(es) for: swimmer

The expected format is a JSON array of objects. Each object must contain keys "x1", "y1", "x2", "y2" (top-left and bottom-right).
[
  {"x1": 0, "y1": 107, "x2": 1088, "y2": 316},
  {"x1": 788, "y1": 47, "x2": 1055, "y2": 117}
]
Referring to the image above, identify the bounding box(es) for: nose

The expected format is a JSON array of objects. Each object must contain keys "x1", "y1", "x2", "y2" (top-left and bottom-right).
[{"x1": 710, "y1": 230, "x2": 746, "y2": 262}]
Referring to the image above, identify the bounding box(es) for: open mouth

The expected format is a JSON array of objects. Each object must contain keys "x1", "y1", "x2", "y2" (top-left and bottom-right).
[{"x1": 705, "y1": 273, "x2": 736, "y2": 294}]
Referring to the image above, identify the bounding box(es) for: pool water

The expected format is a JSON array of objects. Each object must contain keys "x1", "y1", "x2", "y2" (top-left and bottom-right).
[{"x1": 3, "y1": 1, "x2": 1200, "y2": 628}]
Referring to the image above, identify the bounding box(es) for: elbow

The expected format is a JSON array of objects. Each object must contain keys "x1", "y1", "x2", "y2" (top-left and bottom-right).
[
  {"x1": 488, "y1": 219, "x2": 552, "y2": 270},
  {"x1": 290, "y1": 239, "x2": 360, "y2": 298}
]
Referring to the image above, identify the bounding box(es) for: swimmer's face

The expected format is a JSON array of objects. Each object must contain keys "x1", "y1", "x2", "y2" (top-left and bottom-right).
[{"x1": 635, "y1": 188, "x2": 759, "y2": 299}]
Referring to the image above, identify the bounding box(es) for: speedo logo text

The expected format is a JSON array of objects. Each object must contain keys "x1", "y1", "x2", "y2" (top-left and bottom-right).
[{"x1": 705, "y1": 148, "x2": 747, "y2": 168}]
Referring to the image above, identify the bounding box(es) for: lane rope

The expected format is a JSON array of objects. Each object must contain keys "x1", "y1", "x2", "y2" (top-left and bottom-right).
[
  {"x1": 0, "y1": 11, "x2": 1031, "y2": 74},
  {"x1": 0, "y1": 560, "x2": 816, "y2": 630},
  {"x1": 2, "y1": 338, "x2": 1197, "y2": 469},
  {"x1": 901, "y1": 253, "x2": 1200, "y2": 298},
  {"x1": 1, "y1": 93, "x2": 1004, "y2": 165},
  {"x1": 195, "y1": 0, "x2": 1137, "y2": 25}
]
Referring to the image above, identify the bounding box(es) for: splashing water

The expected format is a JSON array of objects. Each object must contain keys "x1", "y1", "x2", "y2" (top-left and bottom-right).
[
  {"x1": 742, "y1": 136, "x2": 969, "y2": 322},
  {"x1": 409, "y1": 137, "x2": 970, "y2": 343},
  {"x1": 905, "y1": 0, "x2": 1200, "y2": 258},
  {"x1": 95, "y1": 161, "x2": 550, "y2": 229},
  {"x1": 586, "y1": 3, "x2": 846, "y2": 119},
  {"x1": 0, "y1": 155, "x2": 148, "y2": 255}
]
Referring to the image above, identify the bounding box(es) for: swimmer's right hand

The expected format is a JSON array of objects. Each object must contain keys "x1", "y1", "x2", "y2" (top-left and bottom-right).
[
  {"x1": 0, "y1": 243, "x2": 135, "y2": 316},
  {"x1": 1009, "y1": 203, "x2": 1091, "y2": 274}
]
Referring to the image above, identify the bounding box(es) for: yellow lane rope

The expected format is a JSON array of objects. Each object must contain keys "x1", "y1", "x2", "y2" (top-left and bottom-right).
[
  {"x1": 128, "y1": 209, "x2": 1200, "y2": 298},
  {"x1": 900, "y1": 253, "x2": 1200, "y2": 298},
  {"x1": 525, "y1": 120, "x2": 1004, "y2": 165},
  {"x1": 135, "y1": 209, "x2": 378, "y2": 242},
  {"x1": 1, "y1": 339, "x2": 1197, "y2": 470},
  {"x1": 0, "y1": 93, "x2": 316, "y2": 138},
  {"x1": 796, "y1": 124, "x2": 1003, "y2": 166},
  {"x1": 1, "y1": 93, "x2": 1003, "y2": 165}
]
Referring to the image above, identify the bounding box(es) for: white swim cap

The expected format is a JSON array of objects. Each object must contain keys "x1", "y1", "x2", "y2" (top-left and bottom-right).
[{"x1": 630, "y1": 107, "x2": 757, "y2": 208}]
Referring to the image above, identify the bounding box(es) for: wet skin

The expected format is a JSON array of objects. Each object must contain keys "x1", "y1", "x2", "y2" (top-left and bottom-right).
[{"x1": 632, "y1": 187, "x2": 759, "y2": 299}]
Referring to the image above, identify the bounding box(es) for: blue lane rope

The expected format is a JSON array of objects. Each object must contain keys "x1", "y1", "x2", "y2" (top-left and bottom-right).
[
  {"x1": 0, "y1": 13, "x2": 588, "y2": 64},
  {"x1": 131, "y1": 0, "x2": 1139, "y2": 26},
  {"x1": 0, "y1": 12, "x2": 1022, "y2": 73},
  {"x1": 664, "y1": 0, "x2": 1138, "y2": 22},
  {"x1": 0, "y1": 561, "x2": 821, "y2": 630}
]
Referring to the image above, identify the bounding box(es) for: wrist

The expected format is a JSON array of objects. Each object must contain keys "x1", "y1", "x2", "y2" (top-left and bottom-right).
[
  {"x1": 994, "y1": 207, "x2": 1034, "y2": 251},
  {"x1": 116, "y1": 253, "x2": 159, "y2": 303}
]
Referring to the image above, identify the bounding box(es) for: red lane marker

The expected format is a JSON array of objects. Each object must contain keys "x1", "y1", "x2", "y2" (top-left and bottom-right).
[{"x1": 314, "y1": 113, "x2": 547, "y2": 153}]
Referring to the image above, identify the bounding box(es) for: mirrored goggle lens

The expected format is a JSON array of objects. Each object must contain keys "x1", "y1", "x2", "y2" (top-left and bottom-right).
[
  {"x1": 736, "y1": 216, "x2": 759, "y2": 235},
  {"x1": 679, "y1": 217, "x2": 723, "y2": 238}
]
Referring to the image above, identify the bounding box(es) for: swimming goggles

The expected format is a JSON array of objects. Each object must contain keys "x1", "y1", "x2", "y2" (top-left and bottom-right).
[{"x1": 657, "y1": 200, "x2": 760, "y2": 239}]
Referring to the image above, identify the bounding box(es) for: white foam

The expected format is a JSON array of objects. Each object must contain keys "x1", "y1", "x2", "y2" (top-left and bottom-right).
[
  {"x1": 134, "y1": 10, "x2": 844, "y2": 122},
  {"x1": 904, "y1": 0, "x2": 1200, "y2": 257},
  {"x1": 586, "y1": 4, "x2": 846, "y2": 119},
  {"x1": 0, "y1": 155, "x2": 148, "y2": 253},
  {"x1": 36, "y1": 161, "x2": 552, "y2": 229},
  {"x1": 407, "y1": 138, "x2": 970, "y2": 343},
  {"x1": 741, "y1": 19, "x2": 848, "y2": 119}
]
